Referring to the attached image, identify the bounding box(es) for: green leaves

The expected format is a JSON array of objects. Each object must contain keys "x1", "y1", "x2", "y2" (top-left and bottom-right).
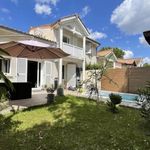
[
  {"x1": 0, "y1": 48, "x2": 13, "y2": 101},
  {"x1": 137, "y1": 81, "x2": 150, "y2": 122},
  {"x1": 0, "y1": 48, "x2": 10, "y2": 56},
  {"x1": 100, "y1": 47, "x2": 125, "y2": 58},
  {"x1": 107, "y1": 93, "x2": 122, "y2": 113},
  {"x1": 0, "y1": 71, "x2": 13, "y2": 91}
]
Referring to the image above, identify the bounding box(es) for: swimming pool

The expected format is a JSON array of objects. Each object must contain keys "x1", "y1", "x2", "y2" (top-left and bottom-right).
[{"x1": 99, "y1": 90, "x2": 139, "y2": 102}]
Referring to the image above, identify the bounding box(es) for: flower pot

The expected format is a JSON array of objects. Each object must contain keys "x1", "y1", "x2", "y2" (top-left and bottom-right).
[
  {"x1": 57, "y1": 87, "x2": 64, "y2": 96},
  {"x1": 47, "y1": 94, "x2": 55, "y2": 103}
]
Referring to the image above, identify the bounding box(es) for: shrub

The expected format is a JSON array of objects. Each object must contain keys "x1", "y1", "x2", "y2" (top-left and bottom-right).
[
  {"x1": 107, "y1": 93, "x2": 122, "y2": 113},
  {"x1": 0, "y1": 87, "x2": 9, "y2": 103},
  {"x1": 137, "y1": 81, "x2": 150, "y2": 122},
  {"x1": 109, "y1": 93, "x2": 122, "y2": 105},
  {"x1": 85, "y1": 63, "x2": 103, "y2": 70}
]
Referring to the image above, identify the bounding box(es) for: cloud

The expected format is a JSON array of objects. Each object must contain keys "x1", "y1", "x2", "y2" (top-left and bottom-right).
[
  {"x1": 139, "y1": 35, "x2": 149, "y2": 46},
  {"x1": 0, "y1": 16, "x2": 12, "y2": 21},
  {"x1": 142, "y1": 57, "x2": 150, "y2": 64},
  {"x1": 123, "y1": 50, "x2": 134, "y2": 59},
  {"x1": 110, "y1": 39, "x2": 114, "y2": 43},
  {"x1": 80, "y1": 6, "x2": 90, "y2": 18},
  {"x1": 34, "y1": 0, "x2": 59, "y2": 16},
  {"x1": 34, "y1": 3, "x2": 52, "y2": 15},
  {"x1": 1, "y1": 8, "x2": 10, "y2": 13},
  {"x1": 35, "y1": 0, "x2": 59, "y2": 6},
  {"x1": 10, "y1": 0, "x2": 18, "y2": 4},
  {"x1": 88, "y1": 28, "x2": 107, "y2": 40},
  {"x1": 111, "y1": 0, "x2": 150, "y2": 34}
]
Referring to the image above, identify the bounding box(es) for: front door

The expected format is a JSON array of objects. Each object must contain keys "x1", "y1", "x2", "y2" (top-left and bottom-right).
[{"x1": 27, "y1": 61, "x2": 38, "y2": 88}]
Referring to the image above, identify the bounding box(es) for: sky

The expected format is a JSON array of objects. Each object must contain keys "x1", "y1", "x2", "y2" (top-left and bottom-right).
[{"x1": 0, "y1": 0, "x2": 150, "y2": 64}]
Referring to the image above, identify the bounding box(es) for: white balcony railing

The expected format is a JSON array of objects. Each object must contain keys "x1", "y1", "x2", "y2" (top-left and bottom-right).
[{"x1": 62, "y1": 43, "x2": 84, "y2": 59}]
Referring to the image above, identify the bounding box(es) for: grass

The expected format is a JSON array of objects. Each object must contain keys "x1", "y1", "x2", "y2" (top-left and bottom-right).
[{"x1": 0, "y1": 95, "x2": 150, "y2": 150}]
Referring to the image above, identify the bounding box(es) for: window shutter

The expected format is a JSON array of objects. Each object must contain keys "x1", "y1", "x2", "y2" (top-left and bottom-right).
[
  {"x1": 45, "y1": 61, "x2": 52, "y2": 86},
  {"x1": 17, "y1": 58, "x2": 27, "y2": 82}
]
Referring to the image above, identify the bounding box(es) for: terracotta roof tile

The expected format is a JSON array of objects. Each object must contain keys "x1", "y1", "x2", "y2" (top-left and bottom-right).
[
  {"x1": 117, "y1": 58, "x2": 142, "y2": 65},
  {"x1": 97, "y1": 49, "x2": 113, "y2": 57}
]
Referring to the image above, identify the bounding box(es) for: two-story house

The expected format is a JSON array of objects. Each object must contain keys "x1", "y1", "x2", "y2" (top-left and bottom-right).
[{"x1": 29, "y1": 14, "x2": 99, "y2": 88}]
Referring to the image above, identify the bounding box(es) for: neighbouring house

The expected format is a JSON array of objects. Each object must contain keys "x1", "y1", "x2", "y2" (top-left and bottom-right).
[
  {"x1": 29, "y1": 14, "x2": 100, "y2": 88},
  {"x1": 97, "y1": 49, "x2": 118, "y2": 68},
  {"x1": 97, "y1": 49, "x2": 143, "y2": 68},
  {"x1": 116, "y1": 58, "x2": 143, "y2": 68}
]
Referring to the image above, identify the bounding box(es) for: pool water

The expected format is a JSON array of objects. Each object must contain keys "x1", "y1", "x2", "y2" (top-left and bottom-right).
[{"x1": 99, "y1": 90, "x2": 139, "y2": 102}]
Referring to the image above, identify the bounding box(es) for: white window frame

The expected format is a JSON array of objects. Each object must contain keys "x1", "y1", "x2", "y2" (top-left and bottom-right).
[
  {"x1": 63, "y1": 35, "x2": 70, "y2": 44},
  {"x1": 0, "y1": 58, "x2": 11, "y2": 74}
]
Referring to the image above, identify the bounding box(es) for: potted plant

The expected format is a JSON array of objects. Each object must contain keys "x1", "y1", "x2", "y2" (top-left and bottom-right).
[
  {"x1": 57, "y1": 84, "x2": 64, "y2": 96},
  {"x1": 46, "y1": 85, "x2": 55, "y2": 103}
]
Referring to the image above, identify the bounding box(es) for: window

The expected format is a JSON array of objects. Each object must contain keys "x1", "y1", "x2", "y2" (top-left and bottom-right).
[
  {"x1": 0, "y1": 59, "x2": 10, "y2": 73},
  {"x1": 63, "y1": 36, "x2": 70, "y2": 44},
  {"x1": 62, "y1": 65, "x2": 64, "y2": 79},
  {"x1": 76, "y1": 67, "x2": 80, "y2": 77},
  {"x1": 0, "y1": 59, "x2": 2, "y2": 72}
]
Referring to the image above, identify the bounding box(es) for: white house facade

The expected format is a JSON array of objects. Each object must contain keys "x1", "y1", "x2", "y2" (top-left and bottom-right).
[
  {"x1": 0, "y1": 15, "x2": 99, "y2": 89},
  {"x1": 0, "y1": 25, "x2": 58, "y2": 89},
  {"x1": 29, "y1": 15, "x2": 99, "y2": 88}
]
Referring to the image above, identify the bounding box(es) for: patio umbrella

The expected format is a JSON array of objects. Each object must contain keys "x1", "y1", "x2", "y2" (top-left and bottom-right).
[
  {"x1": 0, "y1": 41, "x2": 69, "y2": 59},
  {"x1": 143, "y1": 31, "x2": 150, "y2": 45}
]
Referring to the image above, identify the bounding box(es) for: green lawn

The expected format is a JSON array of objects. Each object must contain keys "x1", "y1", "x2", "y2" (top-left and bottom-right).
[{"x1": 0, "y1": 96, "x2": 150, "y2": 150}]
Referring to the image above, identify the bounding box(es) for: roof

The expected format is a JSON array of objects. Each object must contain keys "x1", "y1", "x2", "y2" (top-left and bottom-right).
[
  {"x1": 0, "y1": 25, "x2": 56, "y2": 44},
  {"x1": 86, "y1": 37, "x2": 100, "y2": 45},
  {"x1": 97, "y1": 49, "x2": 113, "y2": 57},
  {"x1": 117, "y1": 58, "x2": 142, "y2": 65},
  {"x1": 30, "y1": 14, "x2": 90, "y2": 35}
]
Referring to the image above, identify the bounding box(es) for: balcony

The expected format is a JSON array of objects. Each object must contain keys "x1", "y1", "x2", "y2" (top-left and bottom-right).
[{"x1": 62, "y1": 42, "x2": 84, "y2": 59}]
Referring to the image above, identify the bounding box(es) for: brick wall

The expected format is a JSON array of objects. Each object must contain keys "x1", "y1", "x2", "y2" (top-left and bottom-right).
[{"x1": 101, "y1": 67, "x2": 150, "y2": 93}]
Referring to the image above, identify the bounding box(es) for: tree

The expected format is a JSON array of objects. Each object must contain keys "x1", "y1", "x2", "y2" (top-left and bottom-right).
[
  {"x1": 143, "y1": 63, "x2": 150, "y2": 67},
  {"x1": 0, "y1": 48, "x2": 13, "y2": 102},
  {"x1": 137, "y1": 81, "x2": 150, "y2": 123},
  {"x1": 113, "y1": 48, "x2": 125, "y2": 59},
  {"x1": 84, "y1": 58, "x2": 117, "y2": 102},
  {"x1": 100, "y1": 47, "x2": 125, "y2": 58}
]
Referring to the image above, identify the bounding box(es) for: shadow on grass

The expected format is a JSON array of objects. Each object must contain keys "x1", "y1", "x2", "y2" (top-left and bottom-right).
[
  {"x1": 0, "y1": 114, "x2": 22, "y2": 134},
  {"x1": 0, "y1": 95, "x2": 150, "y2": 150}
]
